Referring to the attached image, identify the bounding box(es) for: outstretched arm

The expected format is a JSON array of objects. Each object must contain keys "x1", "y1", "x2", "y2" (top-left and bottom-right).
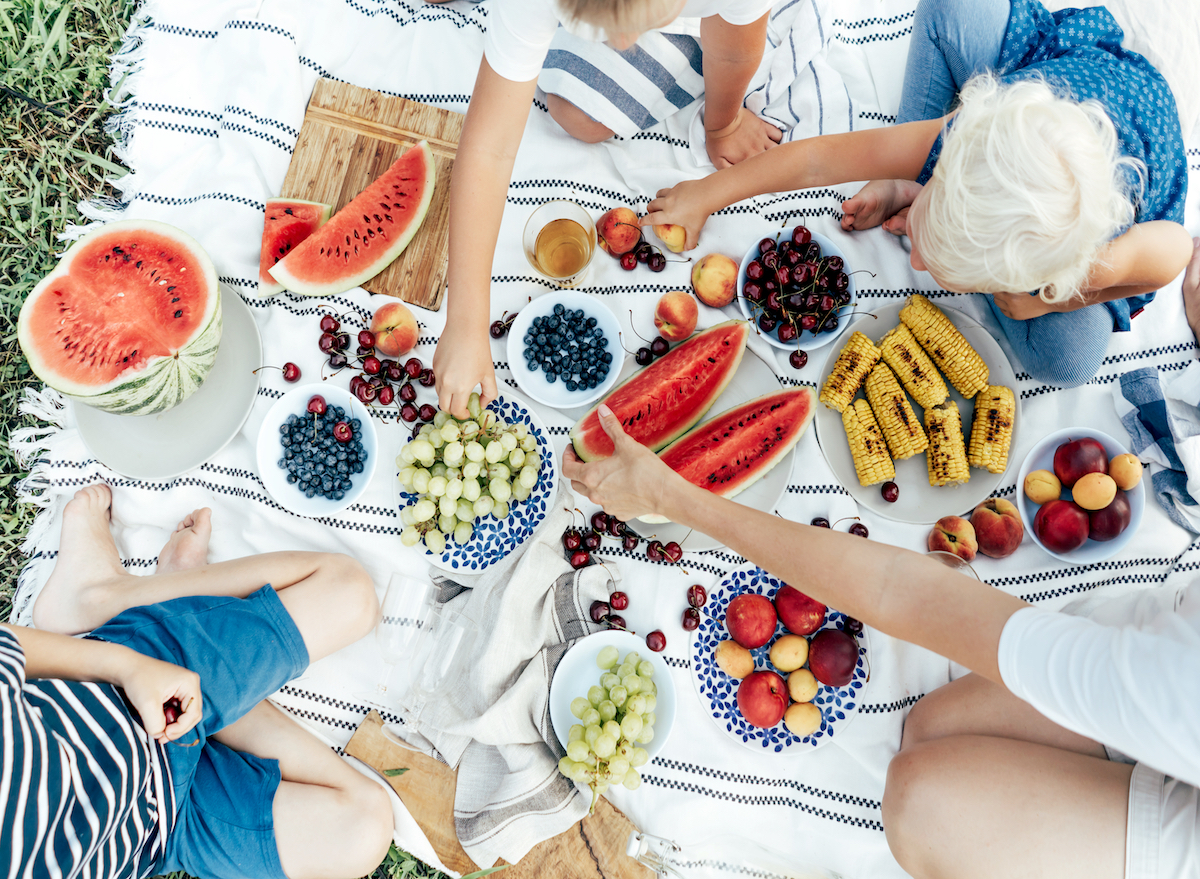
[{"x1": 700, "y1": 14, "x2": 781, "y2": 169}]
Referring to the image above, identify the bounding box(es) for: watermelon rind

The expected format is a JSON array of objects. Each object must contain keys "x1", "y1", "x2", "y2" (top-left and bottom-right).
[
  {"x1": 569, "y1": 320, "x2": 750, "y2": 462},
  {"x1": 257, "y1": 198, "x2": 333, "y2": 297},
  {"x1": 268, "y1": 141, "x2": 436, "y2": 297},
  {"x1": 639, "y1": 387, "x2": 815, "y2": 523},
  {"x1": 17, "y1": 219, "x2": 222, "y2": 416}
]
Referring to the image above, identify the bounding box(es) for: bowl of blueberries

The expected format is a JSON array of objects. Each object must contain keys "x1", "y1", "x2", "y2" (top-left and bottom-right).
[
  {"x1": 255, "y1": 383, "x2": 378, "y2": 518},
  {"x1": 505, "y1": 289, "x2": 625, "y2": 410}
]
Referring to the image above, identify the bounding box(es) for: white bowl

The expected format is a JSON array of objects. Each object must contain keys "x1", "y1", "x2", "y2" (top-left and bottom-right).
[
  {"x1": 735, "y1": 229, "x2": 856, "y2": 351},
  {"x1": 255, "y1": 383, "x2": 379, "y2": 518},
  {"x1": 505, "y1": 289, "x2": 625, "y2": 409},
  {"x1": 1016, "y1": 427, "x2": 1144, "y2": 563}
]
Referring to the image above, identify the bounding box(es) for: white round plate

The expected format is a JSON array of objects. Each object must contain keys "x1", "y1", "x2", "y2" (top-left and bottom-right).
[
  {"x1": 736, "y1": 230, "x2": 857, "y2": 352},
  {"x1": 814, "y1": 301, "x2": 1021, "y2": 524},
  {"x1": 691, "y1": 565, "x2": 869, "y2": 754},
  {"x1": 75, "y1": 288, "x2": 261, "y2": 480},
  {"x1": 505, "y1": 289, "x2": 625, "y2": 409},
  {"x1": 1016, "y1": 427, "x2": 1145, "y2": 563},
  {"x1": 256, "y1": 383, "x2": 379, "y2": 517},
  {"x1": 393, "y1": 392, "x2": 558, "y2": 573},
  {"x1": 550, "y1": 629, "x2": 677, "y2": 760}
]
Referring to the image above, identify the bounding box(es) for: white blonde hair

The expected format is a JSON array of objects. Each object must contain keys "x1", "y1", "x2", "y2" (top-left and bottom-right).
[
  {"x1": 556, "y1": 0, "x2": 680, "y2": 33},
  {"x1": 917, "y1": 74, "x2": 1143, "y2": 303}
]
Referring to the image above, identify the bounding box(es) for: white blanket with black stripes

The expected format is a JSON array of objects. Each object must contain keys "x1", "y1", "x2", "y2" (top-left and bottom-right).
[{"x1": 11, "y1": 0, "x2": 1200, "y2": 876}]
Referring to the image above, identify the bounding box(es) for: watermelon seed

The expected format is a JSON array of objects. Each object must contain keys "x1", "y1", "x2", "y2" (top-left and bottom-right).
[
  {"x1": 384, "y1": 215, "x2": 393, "y2": 222},
  {"x1": 136, "y1": 261, "x2": 142, "y2": 268},
  {"x1": 174, "y1": 310, "x2": 183, "y2": 318},
  {"x1": 284, "y1": 208, "x2": 295, "y2": 215},
  {"x1": 167, "y1": 286, "x2": 176, "y2": 292},
  {"x1": 171, "y1": 297, "x2": 180, "y2": 303}
]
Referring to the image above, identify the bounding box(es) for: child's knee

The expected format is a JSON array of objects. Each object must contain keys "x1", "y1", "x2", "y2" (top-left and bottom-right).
[
  {"x1": 340, "y1": 780, "x2": 394, "y2": 873},
  {"x1": 322, "y1": 553, "x2": 380, "y2": 636},
  {"x1": 546, "y1": 94, "x2": 614, "y2": 144}
]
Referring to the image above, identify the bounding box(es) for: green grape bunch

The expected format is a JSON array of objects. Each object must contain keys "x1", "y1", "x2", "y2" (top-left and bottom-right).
[
  {"x1": 558, "y1": 646, "x2": 658, "y2": 813},
  {"x1": 396, "y1": 392, "x2": 542, "y2": 554}
]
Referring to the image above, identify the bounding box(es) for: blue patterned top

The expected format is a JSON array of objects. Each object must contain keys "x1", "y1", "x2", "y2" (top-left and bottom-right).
[{"x1": 917, "y1": 0, "x2": 1188, "y2": 331}]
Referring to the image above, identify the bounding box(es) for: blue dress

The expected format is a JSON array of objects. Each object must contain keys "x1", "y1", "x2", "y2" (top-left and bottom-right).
[{"x1": 916, "y1": 0, "x2": 1188, "y2": 332}]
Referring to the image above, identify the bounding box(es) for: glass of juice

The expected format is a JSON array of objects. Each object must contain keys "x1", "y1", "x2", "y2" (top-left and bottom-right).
[{"x1": 522, "y1": 200, "x2": 597, "y2": 288}]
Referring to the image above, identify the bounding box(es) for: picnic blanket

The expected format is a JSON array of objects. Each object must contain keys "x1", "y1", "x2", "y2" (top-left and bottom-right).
[{"x1": 10, "y1": 0, "x2": 1200, "y2": 876}]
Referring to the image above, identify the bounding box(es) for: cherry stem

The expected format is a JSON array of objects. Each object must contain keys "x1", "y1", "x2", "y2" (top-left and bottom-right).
[
  {"x1": 831, "y1": 516, "x2": 861, "y2": 528},
  {"x1": 626, "y1": 310, "x2": 652, "y2": 344},
  {"x1": 252, "y1": 365, "x2": 283, "y2": 376}
]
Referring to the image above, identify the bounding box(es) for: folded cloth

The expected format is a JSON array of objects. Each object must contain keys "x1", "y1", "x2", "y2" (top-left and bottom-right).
[{"x1": 1116, "y1": 363, "x2": 1200, "y2": 533}]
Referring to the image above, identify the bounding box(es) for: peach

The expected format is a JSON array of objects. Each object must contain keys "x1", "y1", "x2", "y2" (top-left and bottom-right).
[
  {"x1": 597, "y1": 207, "x2": 642, "y2": 256},
  {"x1": 691, "y1": 253, "x2": 738, "y2": 308},
  {"x1": 783, "y1": 702, "x2": 822, "y2": 737},
  {"x1": 714, "y1": 639, "x2": 755, "y2": 679},
  {"x1": 1024, "y1": 469, "x2": 1061, "y2": 505},
  {"x1": 787, "y1": 668, "x2": 819, "y2": 702},
  {"x1": 736, "y1": 670, "x2": 789, "y2": 728},
  {"x1": 970, "y1": 498, "x2": 1024, "y2": 559},
  {"x1": 927, "y1": 515, "x2": 978, "y2": 562},
  {"x1": 1109, "y1": 454, "x2": 1143, "y2": 491},
  {"x1": 774, "y1": 585, "x2": 826, "y2": 636},
  {"x1": 1072, "y1": 472, "x2": 1117, "y2": 511},
  {"x1": 768, "y1": 634, "x2": 809, "y2": 672},
  {"x1": 725, "y1": 593, "x2": 777, "y2": 649},
  {"x1": 653, "y1": 290, "x2": 698, "y2": 342},
  {"x1": 654, "y1": 223, "x2": 687, "y2": 253},
  {"x1": 370, "y1": 301, "x2": 418, "y2": 358}
]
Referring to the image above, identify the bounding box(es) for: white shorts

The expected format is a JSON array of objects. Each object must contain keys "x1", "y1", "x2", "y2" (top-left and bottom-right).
[{"x1": 1119, "y1": 761, "x2": 1200, "y2": 879}]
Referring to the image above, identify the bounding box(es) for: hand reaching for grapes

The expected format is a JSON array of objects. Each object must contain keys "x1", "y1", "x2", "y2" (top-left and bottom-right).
[
  {"x1": 433, "y1": 324, "x2": 498, "y2": 419},
  {"x1": 561, "y1": 404, "x2": 675, "y2": 521}
]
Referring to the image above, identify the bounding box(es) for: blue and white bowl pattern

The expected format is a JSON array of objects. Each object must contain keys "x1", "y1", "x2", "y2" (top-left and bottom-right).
[
  {"x1": 691, "y1": 565, "x2": 869, "y2": 754},
  {"x1": 396, "y1": 396, "x2": 557, "y2": 573}
]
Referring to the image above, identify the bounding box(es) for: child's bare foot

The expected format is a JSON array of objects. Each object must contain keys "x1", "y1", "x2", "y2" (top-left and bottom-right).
[
  {"x1": 1183, "y1": 238, "x2": 1200, "y2": 346},
  {"x1": 32, "y1": 485, "x2": 130, "y2": 634},
  {"x1": 156, "y1": 508, "x2": 212, "y2": 575},
  {"x1": 841, "y1": 179, "x2": 924, "y2": 234}
]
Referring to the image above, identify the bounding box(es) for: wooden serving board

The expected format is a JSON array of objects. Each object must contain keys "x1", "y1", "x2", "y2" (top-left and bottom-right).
[
  {"x1": 346, "y1": 711, "x2": 653, "y2": 879},
  {"x1": 279, "y1": 79, "x2": 462, "y2": 310}
]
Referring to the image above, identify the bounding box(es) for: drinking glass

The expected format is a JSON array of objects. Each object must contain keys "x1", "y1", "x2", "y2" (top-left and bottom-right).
[
  {"x1": 522, "y1": 199, "x2": 597, "y2": 288},
  {"x1": 926, "y1": 550, "x2": 981, "y2": 580},
  {"x1": 404, "y1": 604, "x2": 478, "y2": 730},
  {"x1": 373, "y1": 574, "x2": 437, "y2": 698}
]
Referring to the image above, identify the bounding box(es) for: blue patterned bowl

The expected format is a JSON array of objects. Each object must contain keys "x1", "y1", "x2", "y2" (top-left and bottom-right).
[
  {"x1": 393, "y1": 393, "x2": 558, "y2": 573},
  {"x1": 690, "y1": 564, "x2": 870, "y2": 753}
]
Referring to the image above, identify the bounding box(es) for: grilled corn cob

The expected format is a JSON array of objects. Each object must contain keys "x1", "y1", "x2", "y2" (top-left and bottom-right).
[
  {"x1": 842, "y1": 399, "x2": 895, "y2": 486},
  {"x1": 864, "y1": 363, "x2": 928, "y2": 460},
  {"x1": 925, "y1": 401, "x2": 970, "y2": 486},
  {"x1": 968, "y1": 385, "x2": 1016, "y2": 473},
  {"x1": 900, "y1": 294, "x2": 989, "y2": 398},
  {"x1": 879, "y1": 324, "x2": 948, "y2": 410},
  {"x1": 819, "y1": 332, "x2": 882, "y2": 413}
]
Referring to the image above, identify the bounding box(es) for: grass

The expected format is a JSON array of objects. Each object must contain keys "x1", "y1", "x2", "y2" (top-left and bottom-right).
[{"x1": 2, "y1": 3, "x2": 453, "y2": 877}]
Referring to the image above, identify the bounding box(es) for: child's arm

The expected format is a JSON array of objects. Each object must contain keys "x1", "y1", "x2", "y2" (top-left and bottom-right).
[
  {"x1": 700, "y1": 14, "x2": 781, "y2": 169},
  {"x1": 643, "y1": 118, "x2": 945, "y2": 249},
  {"x1": 433, "y1": 59, "x2": 539, "y2": 418},
  {"x1": 1, "y1": 623, "x2": 202, "y2": 743}
]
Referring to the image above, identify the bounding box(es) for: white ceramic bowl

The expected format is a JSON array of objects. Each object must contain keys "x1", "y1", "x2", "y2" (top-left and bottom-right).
[
  {"x1": 735, "y1": 229, "x2": 857, "y2": 352},
  {"x1": 255, "y1": 383, "x2": 379, "y2": 518},
  {"x1": 1016, "y1": 427, "x2": 1144, "y2": 563},
  {"x1": 505, "y1": 289, "x2": 625, "y2": 409}
]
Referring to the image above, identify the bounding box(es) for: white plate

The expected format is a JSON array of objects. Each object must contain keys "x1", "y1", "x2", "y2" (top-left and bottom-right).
[
  {"x1": 505, "y1": 289, "x2": 625, "y2": 409},
  {"x1": 814, "y1": 302, "x2": 1021, "y2": 524},
  {"x1": 1016, "y1": 427, "x2": 1145, "y2": 563},
  {"x1": 735, "y1": 229, "x2": 857, "y2": 352},
  {"x1": 75, "y1": 287, "x2": 261, "y2": 480},
  {"x1": 549, "y1": 629, "x2": 677, "y2": 761},
  {"x1": 256, "y1": 383, "x2": 379, "y2": 517},
  {"x1": 393, "y1": 391, "x2": 558, "y2": 574}
]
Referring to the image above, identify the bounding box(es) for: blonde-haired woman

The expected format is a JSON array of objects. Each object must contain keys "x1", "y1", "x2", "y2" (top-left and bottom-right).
[{"x1": 646, "y1": 0, "x2": 1192, "y2": 388}]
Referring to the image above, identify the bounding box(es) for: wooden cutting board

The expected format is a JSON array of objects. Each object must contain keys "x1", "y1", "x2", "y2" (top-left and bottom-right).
[
  {"x1": 345, "y1": 711, "x2": 653, "y2": 879},
  {"x1": 279, "y1": 79, "x2": 462, "y2": 311}
]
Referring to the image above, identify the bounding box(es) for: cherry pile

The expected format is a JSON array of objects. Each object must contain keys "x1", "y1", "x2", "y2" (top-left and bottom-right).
[
  {"x1": 562, "y1": 511, "x2": 685, "y2": 568},
  {"x1": 742, "y1": 225, "x2": 851, "y2": 345},
  {"x1": 317, "y1": 313, "x2": 436, "y2": 423}
]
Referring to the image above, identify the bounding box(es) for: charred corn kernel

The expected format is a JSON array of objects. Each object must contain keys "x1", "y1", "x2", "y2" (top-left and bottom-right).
[
  {"x1": 864, "y1": 363, "x2": 928, "y2": 460},
  {"x1": 842, "y1": 399, "x2": 895, "y2": 486},
  {"x1": 820, "y1": 332, "x2": 881, "y2": 414},
  {"x1": 968, "y1": 385, "x2": 1016, "y2": 474},
  {"x1": 925, "y1": 401, "x2": 970, "y2": 486},
  {"x1": 900, "y1": 294, "x2": 989, "y2": 398},
  {"x1": 879, "y1": 324, "x2": 948, "y2": 410}
]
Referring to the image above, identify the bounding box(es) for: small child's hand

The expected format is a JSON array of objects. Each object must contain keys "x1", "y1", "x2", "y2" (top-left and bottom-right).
[
  {"x1": 643, "y1": 179, "x2": 713, "y2": 251},
  {"x1": 433, "y1": 324, "x2": 498, "y2": 419},
  {"x1": 705, "y1": 108, "x2": 782, "y2": 170},
  {"x1": 122, "y1": 653, "x2": 202, "y2": 743}
]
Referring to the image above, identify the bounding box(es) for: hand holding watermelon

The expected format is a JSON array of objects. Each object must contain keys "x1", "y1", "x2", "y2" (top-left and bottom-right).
[{"x1": 562, "y1": 404, "x2": 674, "y2": 522}]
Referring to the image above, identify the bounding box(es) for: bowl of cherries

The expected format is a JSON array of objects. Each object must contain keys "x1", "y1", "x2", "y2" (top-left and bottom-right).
[{"x1": 736, "y1": 226, "x2": 857, "y2": 352}]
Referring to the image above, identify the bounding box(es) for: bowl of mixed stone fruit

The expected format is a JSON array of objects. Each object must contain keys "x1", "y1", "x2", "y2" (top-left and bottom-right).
[{"x1": 256, "y1": 383, "x2": 378, "y2": 517}]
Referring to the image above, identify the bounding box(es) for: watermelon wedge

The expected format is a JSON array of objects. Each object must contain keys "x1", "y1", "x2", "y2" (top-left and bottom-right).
[
  {"x1": 257, "y1": 198, "x2": 332, "y2": 296},
  {"x1": 18, "y1": 219, "x2": 222, "y2": 415},
  {"x1": 570, "y1": 320, "x2": 750, "y2": 461},
  {"x1": 269, "y1": 141, "x2": 435, "y2": 297}
]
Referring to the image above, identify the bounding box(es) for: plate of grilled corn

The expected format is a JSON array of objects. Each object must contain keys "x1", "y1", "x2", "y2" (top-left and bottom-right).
[{"x1": 813, "y1": 294, "x2": 1020, "y2": 523}]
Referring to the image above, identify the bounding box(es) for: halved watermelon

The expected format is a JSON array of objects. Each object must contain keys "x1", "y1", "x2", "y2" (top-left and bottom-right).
[
  {"x1": 269, "y1": 141, "x2": 435, "y2": 296},
  {"x1": 18, "y1": 219, "x2": 221, "y2": 415},
  {"x1": 570, "y1": 320, "x2": 750, "y2": 461},
  {"x1": 258, "y1": 198, "x2": 332, "y2": 296}
]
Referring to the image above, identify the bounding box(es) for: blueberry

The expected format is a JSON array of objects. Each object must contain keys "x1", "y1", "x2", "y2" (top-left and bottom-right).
[
  {"x1": 546, "y1": 372, "x2": 557, "y2": 383},
  {"x1": 601, "y1": 352, "x2": 613, "y2": 363},
  {"x1": 536, "y1": 333, "x2": 547, "y2": 345},
  {"x1": 315, "y1": 463, "x2": 326, "y2": 474},
  {"x1": 305, "y1": 487, "x2": 317, "y2": 498},
  {"x1": 333, "y1": 490, "x2": 345, "y2": 501},
  {"x1": 554, "y1": 303, "x2": 565, "y2": 315},
  {"x1": 586, "y1": 317, "x2": 598, "y2": 328},
  {"x1": 566, "y1": 380, "x2": 578, "y2": 391},
  {"x1": 352, "y1": 462, "x2": 363, "y2": 473},
  {"x1": 337, "y1": 462, "x2": 348, "y2": 474}
]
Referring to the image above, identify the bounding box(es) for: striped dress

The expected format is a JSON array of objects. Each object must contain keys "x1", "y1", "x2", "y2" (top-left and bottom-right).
[{"x1": 0, "y1": 629, "x2": 175, "y2": 878}]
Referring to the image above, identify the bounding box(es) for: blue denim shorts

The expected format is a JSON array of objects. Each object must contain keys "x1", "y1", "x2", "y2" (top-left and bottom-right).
[{"x1": 91, "y1": 584, "x2": 309, "y2": 879}]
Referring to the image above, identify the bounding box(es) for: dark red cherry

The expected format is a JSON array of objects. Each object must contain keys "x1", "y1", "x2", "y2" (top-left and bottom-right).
[
  {"x1": 766, "y1": 289, "x2": 783, "y2": 313},
  {"x1": 761, "y1": 250, "x2": 779, "y2": 270},
  {"x1": 682, "y1": 608, "x2": 700, "y2": 631},
  {"x1": 778, "y1": 323, "x2": 798, "y2": 343},
  {"x1": 789, "y1": 350, "x2": 808, "y2": 370},
  {"x1": 358, "y1": 330, "x2": 376, "y2": 349},
  {"x1": 849, "y1": 522, "x2": 869, "y2": 538},
  {"x1": 356, "y1": 344, "x2": 374, "y2": 356},
  {"x1": 377, "y1": 385, "x2": 395, "y2": 406},
  {"x1": 583, "y1": 531, "x2": 602, "y2": 551},
  {"x1": 333, "y1": 421, "x2": 353, "y2": 443},
  {"x1": 355, "y1": 382, "x2": 377, "y2": 404},
  {"x1": 591, "y1": 511, "x2": 609, "y2": 532},
  {"x1": 645, "y1": 630, "x2": 667, "y2": 652},
  {"x1": 821, "y1": 315, "x2": 840, "y2": 333},
  {"x1": 791, "y1": 225, "x2": 812, "y2": 245},
  {"x1": 399, "y1": 382, "x2": 417, "y2": 403},
  {"x1": 606, "y1": 615, "x2": 627, "y2": 631},
  {"x1": 570, "y1": 549, "x2": 592, "y2": 569},
  {"x1": 663, "y1": 541, "x2": 683, "y2": 563},
  {"x1": 281, "y1": 362, "x2": 301, "y2": 382},
  {"x1": 328, "y1": 351, "x2": 349, "y2": 370},
  {"x1": 589, "y1": 600, "x2": 611, "y2": 624},
  {"x1": 799, "y1": 314, "x2": 818, "y2": 332},
  {"x1": 609, "y1": 591, "x2": 629, "y2": 611},
  {"x1": 646, "y1": 540, "x2": 665, "y2": 562},
  {"x1": 306, "y1": 395, "x2": 327, "y2": 415},
  {"x1": 687, "y1": 584, "x2": 707, "y2": 608},
  {"x1": 785, "y1": 248, "x2": 803, "y2": 268},
  {"x1": 746, "y1": 260, "x2": 764, "y2": 281},
  {"x1": 418, "y1": 403, "x2": 436, "y2": 422},
  {"x1": 881, "y1": 481, "x2": 899, "y2": 503},
  {"x1": 336, "y1": 332, "x2": 351, "y2": 350},
  {"x1": 635, "y1": 243, "x2": 653, "y2": 263},
  {"x1": 318, "y1": 332, "x2": 337, "y2": 353},
  {"x1": 635, "y1": 348, "x2": 653, "y2": 367},
  {"x1": 758, "y1": 314, "x2": 778, "y2": 333},
  {"x1": 362, "y1": 356, "x2": 382, "y2": 375},
  {"x1": 607, "y1": 516, "x2": 625, "y2": 537},
  {"x1": 743, "y1": 281, "x2": 764, "y2": 302},
  {"x1": 562, "y1": 528, "x2": 583, "y2": 551},
  {"x1": 620, "y1": 251, "x2": 638, "y2": 271},
  {"x1": 418, "y1": 368, "x2": 436, "y2": 388},
  {"x1": 758, "y1": 237, "x2": 776, "y2": 255},
  {"x1": 819, "y1": 294, "x2": 836, "y2": 313},
  {"x1": 404, "y1": 358, "x2": 423, "y2": 379},
  {"x1": 163, "y1": 697, "x2": 183, "y2": 726},
  {"x1": 400, "y1": 403, "x2": 418, "y2": 422},
  {"x1": 775, "y1": 265, "x2": 791, "y2": 287},
  {"x1": 811, "y1": 517, "x2": 830, "y2": 528},
  {"x1": 349, "y1": 375, "x2": 366, "y2": 393},
  {"x1": 622, "y1": 533, "x2": 639, "y2": 552},
  {"x1": 845, "y1": 617, "x2": 864, "y2": 636},
  {"x1": 489, "y1": 320, "x2": 507, "y2": 339},
  {"x1": 319, "y1": 314, "x2": 340, "y2": 333},
  {"x1": 825, "y1": 255, "x2": 844, "y2": 273},
  {"x1": 650, "y1": 337, "x2": 669, "y2": 357},
  {"x1": 647, "y1": 253, "x2": 667, "y2": 272}
]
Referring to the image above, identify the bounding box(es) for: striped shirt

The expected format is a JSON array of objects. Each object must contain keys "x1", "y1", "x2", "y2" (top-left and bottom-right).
[{"x1": 0, "y1": 629, "x2": 175, "y2": 879}]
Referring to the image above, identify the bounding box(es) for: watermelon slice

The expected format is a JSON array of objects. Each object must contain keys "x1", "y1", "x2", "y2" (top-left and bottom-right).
[
  {"x1": 257, "y1": 198, "x2": 332, "y2": 296},
  {"x1": 18, "y1": 219, "x2": 222, "y2": 415},
  {"x1": 269, "y1": 141, "x2": 436, "y2": 297},
  {"x1": 570, "y1": 320, "x2": 750, "y2": 461}
]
